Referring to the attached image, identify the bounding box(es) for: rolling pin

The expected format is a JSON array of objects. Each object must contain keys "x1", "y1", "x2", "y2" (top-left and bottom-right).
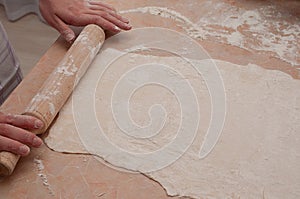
[{"x1": 0, "y1": 24, "x2": 105, "y2": 176}]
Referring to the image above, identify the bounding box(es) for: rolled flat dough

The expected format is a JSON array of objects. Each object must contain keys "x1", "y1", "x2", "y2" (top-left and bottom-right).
[{"x1": 45, "y1": 30, "x2": 300, "y2": 199}]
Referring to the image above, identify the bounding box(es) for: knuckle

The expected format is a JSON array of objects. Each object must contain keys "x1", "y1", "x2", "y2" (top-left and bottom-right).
[
  {"x1": 68, "y1": 8, "x2": 82, "y2": 24},
  {"x1": 69, "y1": 6, "x2": 80, "y2": 15},
  {"x1": 0, "y1": 135, "x2": 19, "y2": 153},
  {"x1": 77, "y1": 13, "x2": 86, "y2": 22},
  {"x1": 22, "y1": 131, "x2": 35, "y2": 143},
  {"x1": 104, "y1": 3, "x2": 116, "y2": 11},
  {"x1": 100, "y1": 12, "x2": 110, "y2": 19},
  {"x1": 0, "y1": 112, "x2": 10, "y2": 123},
  {"x1": 5, "y1": 143, "x2": 18, "y2": 152},
  {"x1": 95, "y1": 18, "x2": 111, "y2": 29},
  {"x1": 66, "y1": 16, "x2": 76, "y2": 25},
  {"x1": 94, "y1": 17, "x2": 103, "y2": 25},
  {"x1": 24, "y1": 117, "x2": 35, "y2": 127},
  {"x1": 5, "y1": 114, "x2": 15, "y2": 124},
  {"x1": 0, "y1": 123, "x2": 10, "y2": 135}
]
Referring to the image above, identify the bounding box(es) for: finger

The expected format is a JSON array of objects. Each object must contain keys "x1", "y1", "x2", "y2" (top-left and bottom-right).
[
  {"x1": 2, "y1": 114, "x2": 44, "y2": 130},
  {"x1": 0, "y1": 112, "x2": 9, "y2": 123},
  {"x1": 104, "y1": 29, "x2": 119, "y2": 38},
  {"x1": 39, "y1": 8, "x2": 76, "y2": 43},
  {"x1": 99, "y1": 12, "x2": 131, "y2": 30},
  {"x1": 87, "y1": 1, "x2": 117, "y2": 12},
  {"x1": 52, "y1": 15, "x2": 76, "y2": 42},
  {"x1": 0, "y1": 136, "x2": 30, "y2": 156},
  {"x1": 75, "y1": 14, "x2": 122, "y2": 32},
  {"x1": 0, "y1": 123, "x2": 43, "y2": 148},
  {"x1": 109, "y1": 12, "x2": 130, "y2": 24},
  {"x1": 85, "y1": 9, "x2": 129, "y2": 24},
  {"x1": 55, "y1": 16, "x2": 76, "y2": 42},
  {"x1": 84, "y1": 11, "x2": 131, "y2": 30}
]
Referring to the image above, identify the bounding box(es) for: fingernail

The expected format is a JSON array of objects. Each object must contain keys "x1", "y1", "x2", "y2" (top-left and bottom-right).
[
  {"x1": 123, "y1": 17, "x2": 129, "y2": 23},
  {"x1": 65, "y1": 33, "x2": 75, "y2": 42},
  {"x1": 114, "y1": 26, "x2": 121, "y2": 32},
  {"x1": 18, "y1": 145, "x2": 30, "y2": 156},
  {"x1": 32, "y1": 137, "x2": 42, "y2": 147},
  {"x1": 34, "y1": 120, "x2": 44, "y2": 129},
  {"x1": 124, "y1": 23, "x2": 132, "y2": 29}
]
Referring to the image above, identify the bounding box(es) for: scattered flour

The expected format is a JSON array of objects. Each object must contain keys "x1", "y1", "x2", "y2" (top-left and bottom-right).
[
  {"x1": 120, "y1": 6, "x2": 204, "y2": 41},
  {"x1": 30, "y1": 93, "x2": 50, "y2": 102},
  {"x1": 121, "y1": 3, "x2": 300, "y2": 66},
  {"x1": 33, "y1": 158, "x2": 55, "y2": 196},
  {"x1": 33, "y1": 158, "x2": 44, "y2": 171},
  {"x1": 26, "y1": 91, "x2": 60, "y2": 114},
  {"x1": 48, "y1": 102, "x2": 55, "y2": 116},
  {"x1": 55, "y1": 64, "x2": 78, "y2": 76}
]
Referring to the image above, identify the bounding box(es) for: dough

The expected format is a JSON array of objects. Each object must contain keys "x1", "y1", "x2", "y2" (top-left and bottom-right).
[{"x1": 45, "y1": 29, "x2": 300, "y2": 199}]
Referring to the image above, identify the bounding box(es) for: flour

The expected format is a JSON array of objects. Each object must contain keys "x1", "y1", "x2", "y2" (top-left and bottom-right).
[
  {"x1": 48, "y1": 102, "x2": 55, "y2": 116},
  {"x1": 33, "y1": 158, "x2": 44, "y2": 171},
  {"x1": 33, "y1": 158, "x2": 55, "y2": 196},
  {"x1": 45, "y1": 49, "x2": 300, "y2": 198},
  {"x1": 26, "y1": 91, "x2": 60, "y2": 114},
  {"x1": 55, "y1": 64, "x2": 78, "y2": 76},
  {"x1": 125, "y1": 45, "x2": 151, "y2": 53},
  {"x1": 30, "y1": 93, "x2": 50, "y2": 102},
  {"x1": 52, "y1": 90, "x2": 60, "y2": 95},
  {"x1": 76, "y1": 32, "x2": 89, "y2": 45},
  {"x1": 43, "y1": 14, "x2": 300, "y2": 198},
  {"x1": 121, "y1": 4, "x2": 300, "y2": 66},
  {"x1": 120, "y1": 7, "x2": 204, "y2": 39}
]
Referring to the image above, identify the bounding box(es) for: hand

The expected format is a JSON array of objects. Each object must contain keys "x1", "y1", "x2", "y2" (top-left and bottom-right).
[
  {"x1": 39, "y1": 0, "x2": 131, "y2": 42},
  {"x1": 0, "y1": 112, "x2": 44, "y2": 156}
]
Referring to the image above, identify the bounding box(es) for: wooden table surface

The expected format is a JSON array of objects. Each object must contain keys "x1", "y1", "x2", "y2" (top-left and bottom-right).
[{"x1": 0, "y1": 0, "x2": 299, "y2": 198}]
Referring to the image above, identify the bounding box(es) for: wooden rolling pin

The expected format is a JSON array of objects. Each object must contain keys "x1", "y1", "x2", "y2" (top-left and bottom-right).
[{"x1": 0, "y1": 24, "x2": 105, "y2": 176}]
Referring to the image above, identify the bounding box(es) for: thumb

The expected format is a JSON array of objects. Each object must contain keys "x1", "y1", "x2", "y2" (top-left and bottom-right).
[
  {"x1": 53, "y1": 15, "x2": 76, "y2": 43},
  {"x1": 61, "y1": 28, "x2": 76, "y2": 43}
]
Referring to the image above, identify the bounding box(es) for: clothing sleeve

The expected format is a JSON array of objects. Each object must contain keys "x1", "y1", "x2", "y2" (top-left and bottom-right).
[
  {"x1": 0, "y1": 22, "x2": 23, "y2": 105},
  {"x1": 0, "y1": 0, "x2": 44, "y2": 22}
]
